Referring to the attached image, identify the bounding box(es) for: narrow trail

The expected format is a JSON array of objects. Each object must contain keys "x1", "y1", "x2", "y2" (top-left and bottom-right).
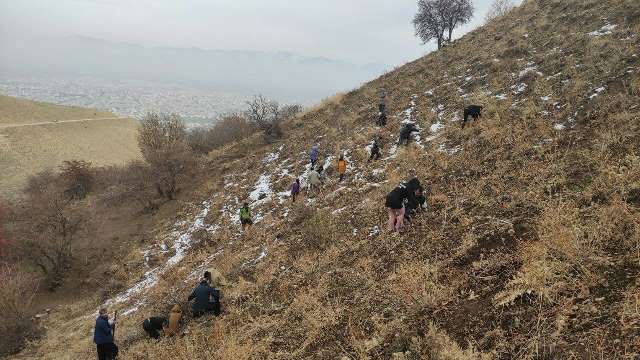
[{"x1": 0, "y1": 117, "x2": 129, "y2": 129}]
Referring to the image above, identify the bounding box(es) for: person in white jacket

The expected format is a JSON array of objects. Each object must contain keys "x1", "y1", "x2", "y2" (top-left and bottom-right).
[{"x1": 308, "y1": 167, "x2": 323, "y2": 195}]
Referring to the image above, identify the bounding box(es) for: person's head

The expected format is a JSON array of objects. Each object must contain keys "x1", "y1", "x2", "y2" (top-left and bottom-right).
[
  {"x1": 99, "y1": 308, "x2": 108, "y2": 319},
  {"x1": 204, "y1": 270, "x2": 212, "y2": 281},
  {"x1": 295, "y1": 178, "x2": 300, "y2": 184},
  {"x1": 243, "y1": 202, "x2": 248, "y2": 208},
  {"x1": 339, "y1": 154, "x2": 344, "y2": 161}
]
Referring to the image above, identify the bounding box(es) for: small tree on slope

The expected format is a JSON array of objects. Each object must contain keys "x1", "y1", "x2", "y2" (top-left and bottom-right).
[
  {"x1": 413, "y1": 0, "x2": 474, "y2": 49},
  {"x1": 485, "y1": 0, "x2": 515, "y2": 23}
]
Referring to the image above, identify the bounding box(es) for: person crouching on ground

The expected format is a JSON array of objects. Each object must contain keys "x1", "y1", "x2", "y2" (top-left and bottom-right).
[
  {"x1": 188, "y1": 276, "x2": 221, "y2": 318},
  {"x1": 164, "y1": 305, "x2": 182, "y2": 337},
  {"x1": 385, "y1": 178, "x2": 422, "y2": 232},
  {"x1": 94, "y1": 308, "x2": 118, "y2": 360},
  {"x1": 239, "y1": 202, "x2": 253, "y2": 229},
  {"x1": 337, "y1": 155, "x2": 347, "y2": 182},
  {"x1": 142, "y1": 316, "x2": 168, "y2": 339}
]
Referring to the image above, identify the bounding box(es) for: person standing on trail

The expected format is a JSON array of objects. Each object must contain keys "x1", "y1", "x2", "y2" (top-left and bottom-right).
[
  {"x1": 188, "y1": 276, "x2": 221, "y2": 318},
  {"x1": 164, "y1": 305, "x2": 182, "y2": 337},
  {"x1": 369, "y1": 138, "x2": 382, "y2": 162},
  {"x1": 142, "y1": 316, "x2": 168, "y2": 339},
  {"x1": 309, "y1": 144, "x2": 319, "y2": 168},
  {"x1": 94, "y1": 308, "x2": 119, "y2": 360},
  {"x1": 239, "y1": 203, "x2": 253, "y2": 229},
  {"x1": 291, "y1": 178, "x2": 301, "y2": 202},
  {"x1": 308, "y1": 167, "x2": 323, "y2": 195},
  {"x1": 337, "y1": 155, "x2": 347, "y2": 182},
  {"x1": 385, "y1": 178, "x2": 422, "y2": 232}
]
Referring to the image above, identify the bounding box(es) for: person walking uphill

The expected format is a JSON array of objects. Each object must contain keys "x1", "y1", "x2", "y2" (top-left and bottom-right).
[
  {"x1": 385, "y1": 178, "x2": 422, "y2": 233},
  {"x1": 369, "y1": 137, "x2": 382, "y2": 162},
  {"x1": 291, "y1": 178, "x2": 301, "y2": 202},
  {"x1": 94, "y1": 308, "x2": 118, "y2": 360},
  {"x1": 309, "y1": 144, "x2": 319, "y2": 168},
  {"x1": 188, "y1": 277, "x2": 221, "y2": 318},
  {"x1": 337, "y1": 155, "x2": 347, "y2": 182},
  {"x1": 239, "y1": 203, "x2": 252, "y2": 229},
  {"x1": 308, "y1": 167, "x2": 323, "y2": 195}
]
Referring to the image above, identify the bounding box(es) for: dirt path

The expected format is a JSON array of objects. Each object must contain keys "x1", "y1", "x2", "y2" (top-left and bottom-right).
[{"x1": 0, "y1": 117, "x2": 129, "y2": 129}]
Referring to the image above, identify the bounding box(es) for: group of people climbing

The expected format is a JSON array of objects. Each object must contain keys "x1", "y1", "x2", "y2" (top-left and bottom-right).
[
  {"x1": 93, "y1": 88, "x2": 472, "y2": 357},
  {"x1": 94, "y1": 270, "x2": 222, "y2": 359}
]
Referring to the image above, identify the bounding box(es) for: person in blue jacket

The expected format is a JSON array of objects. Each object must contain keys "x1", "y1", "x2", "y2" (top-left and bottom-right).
[
  {"x1": 94, "y1": 308, "x2": 118, "y2": 360},
  {"x1": 309, "y1": 144, "x2": 319, "y2": 168},
  {"x1": 188, "y1": 277, "x2": 221, "y2": 318}
]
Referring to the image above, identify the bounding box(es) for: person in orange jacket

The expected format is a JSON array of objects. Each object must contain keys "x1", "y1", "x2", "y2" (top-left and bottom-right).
[
  {"x1": 337, "y1": 154, "x2": 347, "y2": 182},
  {"x1": 164, "y1": 304, "x2": 182, "y2": 337}
]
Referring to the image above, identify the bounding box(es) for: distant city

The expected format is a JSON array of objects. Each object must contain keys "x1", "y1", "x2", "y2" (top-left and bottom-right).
[{"x1": 0, "y1": 77, "x2": 249, "y2": 127}]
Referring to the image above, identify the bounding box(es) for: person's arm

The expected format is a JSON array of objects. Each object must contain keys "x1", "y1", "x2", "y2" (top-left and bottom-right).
[{"x1": 188, "y1": 289, "x2": 196, "y2": 302}]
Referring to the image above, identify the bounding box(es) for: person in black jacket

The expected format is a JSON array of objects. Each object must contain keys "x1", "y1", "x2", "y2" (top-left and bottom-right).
[
  {"x1": 368, "y1": 138, "x2": 382, "y2": 162},
  {"x1": 142, "y1": 316, "x2": 168, "y2": 339},
  {"x1": 188, "y1": 278, "x2": 221, "y2": 318},
  {"x1": 385, "y1": 178, "x2": 422, "y2": 232},
  {"x1": 405, "y1": 186, "x2": 426, "y2": 221},
  {"x1": 399, "y1": 124, "x2": 419, "y2": 146}
]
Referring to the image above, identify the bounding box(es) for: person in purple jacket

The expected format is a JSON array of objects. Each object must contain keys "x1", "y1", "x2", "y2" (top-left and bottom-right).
[{"x1": 291, "y1": 178, "x2": 301, "y2": 202}]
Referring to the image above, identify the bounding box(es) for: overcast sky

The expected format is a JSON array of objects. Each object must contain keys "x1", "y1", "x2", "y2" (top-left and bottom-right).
[{"x1": 0, "y1": 0, "x2": 520, "y2": 66}]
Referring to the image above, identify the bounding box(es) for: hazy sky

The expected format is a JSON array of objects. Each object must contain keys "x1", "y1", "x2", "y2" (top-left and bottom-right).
[{"x1": 0, "y1": 0, "x2": 519, "y2": 66}]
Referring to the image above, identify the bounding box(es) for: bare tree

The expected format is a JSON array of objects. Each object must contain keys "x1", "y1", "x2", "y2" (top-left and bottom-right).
[
  {"x1": 11, "y1": 189, "x2": 89, "y2": 289},
  {"x1": 187, "y1": 112, "x2": 257, "y2": 155},
  {"x1": 485, "y1": 0, "x2": 515, "y2": 23},
  {"x1": 245, "y1": 95, "x2": 283, "y2": 142},
  {"x1": 414, "y1": 0, "x2": 474, "y2": 49},
  {"x1": 444, "y1": 0, "x2": 474, "y2": 42},
  {"x1": 137, "y1": 113, "x2": 195, "y2": 200}
]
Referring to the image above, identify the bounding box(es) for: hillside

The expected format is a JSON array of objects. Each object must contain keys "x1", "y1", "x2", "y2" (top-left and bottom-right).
[
  {"x1": 0, "y1": 95, "x2": 141, "y2": 197},
  {"x1": 14, "y1": 0, "x2": 640, "y2": 358}
]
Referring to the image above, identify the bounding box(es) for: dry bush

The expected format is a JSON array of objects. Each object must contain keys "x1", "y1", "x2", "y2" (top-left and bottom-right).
[
  {"x1": 409, "y1": 323, "x2": 492, "y2": 359},
  {"x1": 187, "y1": 113, "x2": 257, "y2": 155},
  {"x1": 60, "y1": 160, "x2": 94, "y2": 200},
  {"x1": 10, "y1": 177, "x2": 91, "y2": 289},
  {"x1": 96, "y1": 161, "x2": 158, "y2": 213},
  {"x1": 244, "y1": 95, "x2": 299, "y2": 143},
  {"x1": 138, "y1": 113, "x2": 196, "y2": 200},
  {"x1": 0, "y1": 264, "x2": 41, "y2": 357}
]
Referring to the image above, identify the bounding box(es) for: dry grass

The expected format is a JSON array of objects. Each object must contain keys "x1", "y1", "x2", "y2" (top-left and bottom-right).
[
  {"x1": 12, "y1": 0, "x2": 640, "y2": 358},
  {"x1": 0, "y1": 103, "x2": 140, "y2": 197}
]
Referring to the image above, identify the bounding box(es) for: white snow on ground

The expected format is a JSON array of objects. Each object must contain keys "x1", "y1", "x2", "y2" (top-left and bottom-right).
[
  {"x1": 369, "y1": 226, "x2": 380, "y2": 237},
  {"x1": 438, "y1": 144, "x2": 462, "y2": 155},
  {"x1": 511, "y1": 83, "x2": 528, "y2": 95},
  {"x1": 332, "y1": 206, "x2": 348, "y2": 215},
  {"x1": 589, "y1": 86, "x2": 606, "y2": 99},
  {"x1": 494, "y1": 93, "x2": 508, "y2": 100},
  {"x1": 277, "y1": 191, "x2": 291, "y2": 204},
  {"x1": 554, "y1": 123, "x2": 566, "y2": 131},
  {"x1": 425, "y1": 89, "x2": 434, "y2": 96},
  {"x1": 588, "y1": 23, "x2": 617, "y2": 37},
  {"x1": 262, "y1": 145, "x2": 283, "y2": 164},
  {"x1": 106, "y1": 200, "x2": 215, "y2": 309},
  {"x1": 540, "y1": 95, "x2": 552, "y2": 101},
  {"x1": 430, "y1": 122, "x2": 444, "y2": 134},
  {"x1": 372, "y1": 168, "x2": 385, "y2": 176},
  {"x1": 243, "y1": 247, "x2": 268, "y2": 268},
  {"x1": 518, "y1": 64, "x2": 543, "y2": 78},
  {"x1": 249, "y1": 174, "x2": 272, "y2": 203}
]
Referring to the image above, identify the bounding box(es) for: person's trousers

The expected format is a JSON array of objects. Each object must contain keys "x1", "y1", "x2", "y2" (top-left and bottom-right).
[
  {"x1": 387, "y1": 207, "x2": 405, "y2": 232},
  {"x1": 193, "y1": 301, "x2": 221, "y2": 318},
  {"x1": 96, "y1": 343, "x2": 118, "y2": 360}
]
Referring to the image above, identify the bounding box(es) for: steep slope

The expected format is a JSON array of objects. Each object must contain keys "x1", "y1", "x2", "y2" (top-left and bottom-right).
[
  {"x1": 15, "y1": 0, "x2": 640, "y2": 358},
  {"x1": 0, "y1": 95, "x2": 140, "y2": 197}
]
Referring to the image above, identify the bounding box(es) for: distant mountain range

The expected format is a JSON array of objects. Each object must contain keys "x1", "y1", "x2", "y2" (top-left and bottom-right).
[{"x1": 0, "y1": 36, "x2": 389, "y2": 104}]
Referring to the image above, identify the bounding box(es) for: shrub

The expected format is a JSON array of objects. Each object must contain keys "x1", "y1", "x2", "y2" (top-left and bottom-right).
[
  {"x1": 138, "y1": 113, "x2": 196, "y2": 200},
  {"x1": 0, "y1": 264, "x2": 40, "y2": 357},
  {"x1": 60, "y1": 160, "x2": 94, "y2": 200},
  {"x1": 187, "y1": 113, "x2": 257, "y2": 155}
]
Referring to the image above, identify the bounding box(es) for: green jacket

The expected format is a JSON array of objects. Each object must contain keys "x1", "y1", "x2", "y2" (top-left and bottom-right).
[{"x1": 239, "y1": 207, "x2": 251, "y2": 220}]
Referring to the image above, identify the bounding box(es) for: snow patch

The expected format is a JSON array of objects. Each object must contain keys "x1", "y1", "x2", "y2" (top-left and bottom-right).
[{"x1": 588, "y1": 23, "x2": 617, "y2": 37}]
